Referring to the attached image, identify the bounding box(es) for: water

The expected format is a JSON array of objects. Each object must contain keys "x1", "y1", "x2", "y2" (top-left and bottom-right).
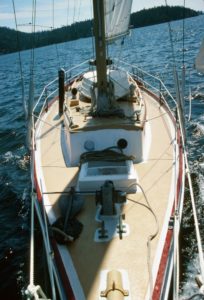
[{"x1": 0, "y1": 15, "x2": 203, "y2": 299}]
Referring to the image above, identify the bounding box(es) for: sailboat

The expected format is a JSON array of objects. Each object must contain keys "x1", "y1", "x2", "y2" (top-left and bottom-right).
[{"x1": 27, "y1": 1, "x2": 186, "y2": 299}]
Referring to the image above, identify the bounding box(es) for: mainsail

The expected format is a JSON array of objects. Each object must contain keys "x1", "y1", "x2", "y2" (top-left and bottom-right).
[
  {"x1": 195, "y1": 40, "x2": 204, "y2": 73},
  {"x1": 104, "y1": 0, "x2": 133, "y2": 42}
]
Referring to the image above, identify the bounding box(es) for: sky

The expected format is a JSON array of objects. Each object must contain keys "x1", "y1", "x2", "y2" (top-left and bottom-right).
[{"x1": 0, "y1": 0, "x2": 203, "y2": 32}]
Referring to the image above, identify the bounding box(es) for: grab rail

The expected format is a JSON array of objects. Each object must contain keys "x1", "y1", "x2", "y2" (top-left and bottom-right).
[
  {"x1": 33, "y1": 59, "x2": 178, "y2": 129},
  {"x1": 114, "y1": 59, "x2": 177, "y2": 107},
  {"x1": 32, "y1": 60, "x2": 90, "y2": 117}
]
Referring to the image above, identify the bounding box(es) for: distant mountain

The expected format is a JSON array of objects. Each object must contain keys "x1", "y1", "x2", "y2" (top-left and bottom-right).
[
  {"x1": 130, "y1": 5, "x2": 201, "y2": 28},
  {"x1": 0, "y1": 6, "x2": 202, "y2": 55}
]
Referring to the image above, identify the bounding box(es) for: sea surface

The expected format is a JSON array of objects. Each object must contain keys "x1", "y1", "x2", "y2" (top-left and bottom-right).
[{"x1": 0, "y1": 15, "x2": 204, "y2": 299}]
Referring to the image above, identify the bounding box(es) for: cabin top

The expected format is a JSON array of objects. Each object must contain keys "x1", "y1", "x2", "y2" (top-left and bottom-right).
[{"x1": 64, "y1": 76, "x2": 146, "y2": 132}]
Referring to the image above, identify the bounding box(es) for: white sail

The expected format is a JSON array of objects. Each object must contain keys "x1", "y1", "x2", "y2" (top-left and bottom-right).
[
  {"x1": 195, "y1": 40, "x2": 204, "y2": 73},
  {"x1": 104, "y1": 0, "x2": 133, "y2": 42}
]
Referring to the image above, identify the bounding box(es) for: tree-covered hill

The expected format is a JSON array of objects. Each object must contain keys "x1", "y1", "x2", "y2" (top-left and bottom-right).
[
  {"x1": 130, "y1": 5, "x2": 200, "y2": 28},
  {"x1": 0, "y1": 6, "x2": 202, "y2": 55}
]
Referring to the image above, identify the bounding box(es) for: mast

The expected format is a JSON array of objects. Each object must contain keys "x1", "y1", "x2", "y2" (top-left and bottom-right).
[{"x1": 93, "y1": 0, "x2": 109, "y2": 114}]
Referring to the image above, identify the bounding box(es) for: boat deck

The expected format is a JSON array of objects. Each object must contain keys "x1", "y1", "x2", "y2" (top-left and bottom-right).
[
  {"x1": 35, "y1": 89, "x2": 176, "y2": 300},
  {"x1": 65, "y1": 94, "x2": 145, "y2": 131}
]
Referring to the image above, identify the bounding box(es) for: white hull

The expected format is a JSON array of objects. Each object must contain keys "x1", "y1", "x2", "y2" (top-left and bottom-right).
[{"x1": 31, "y1": 62, "x2": 185, "y2": 300}]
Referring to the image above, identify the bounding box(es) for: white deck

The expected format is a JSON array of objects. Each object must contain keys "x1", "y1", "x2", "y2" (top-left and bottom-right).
[{"x1": 34, "y1": 87, "x2": 180, "y2": 299}]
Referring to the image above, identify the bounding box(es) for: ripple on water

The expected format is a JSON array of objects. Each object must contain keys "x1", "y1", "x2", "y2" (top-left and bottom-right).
[{"x1": 0, "y1": 14, "x2": 204, "y2": 299}]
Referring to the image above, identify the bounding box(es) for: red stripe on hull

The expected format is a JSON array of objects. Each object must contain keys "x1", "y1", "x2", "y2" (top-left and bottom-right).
[
  {"x1": 33, "y1": 153, "x2": 42, "y2": 202},
  {"x1": 152, "y1": 229, "x2": 173, "y2": 299},
  {"x1": 152, "y1": 129, "x2": 184, "y2": 299},
  {"x1": 52, "y1": 239, "x2": 76, "y2": 300}
]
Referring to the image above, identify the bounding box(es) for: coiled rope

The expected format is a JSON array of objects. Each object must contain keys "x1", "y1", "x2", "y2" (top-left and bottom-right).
[{"x1": 80, "y1": 148, "x2": 135, "y2": 165}]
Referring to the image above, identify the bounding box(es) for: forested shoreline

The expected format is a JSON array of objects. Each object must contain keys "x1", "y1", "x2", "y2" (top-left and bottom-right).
[{"x1": 0, "y1": 6, "x2": 202, "y2": 55}]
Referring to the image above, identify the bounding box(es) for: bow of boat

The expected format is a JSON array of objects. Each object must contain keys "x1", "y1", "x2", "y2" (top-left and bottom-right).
[{"x1": 32, "y1": 63, "x2": 185, "y2": 300}]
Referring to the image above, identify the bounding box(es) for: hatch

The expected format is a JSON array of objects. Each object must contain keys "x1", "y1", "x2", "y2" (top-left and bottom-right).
[{"x1": 78, "y1": 160, "x2": 137, "y2": 193}]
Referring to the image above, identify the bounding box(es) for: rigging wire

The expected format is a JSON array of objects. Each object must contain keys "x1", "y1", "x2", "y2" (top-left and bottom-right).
[
  {"x1": 90, "y1": 0, "x2": 96, "y2": 71},
  {"x1": 165, "y1": 0, "x2": 204, "y2": 295},
  {"x1": 182, "y1": 0, "x2": 192, "y2": 123},
  {"x1": 183, "y1": 1, "x2": 204, "y2": 297},
  {"x1": 65, "y1": 0, "x2": 72, "y2": 71},
  {"x1": 40, "y1": 181, "x2": 57, "y2": 300},
  {"x1": 72, "y1": 0, "x2": 76, "y2": 25},
  {"x1": 164, "y1": 1, "x2": 178, "y2": 73},
  {"x1": 52, "y1": 0, "x2": 61, "y2": 68},
  {"x1": 89, "y1": 3, "x2": 96, "y2": 87},
  {"x1": 27, "y1": 0, "x2": 36, "y2": 287},
  {"x1": 164, "y1": 0, "x2": 186, "y2": 138},
  {"x1": 66, "y1": 0, "x2": 70, "y2": 26},
  {"x1": 181, "y1": 0, "x2": 186, "y2": 130},
  {"x1": 72, "y1": 0, "x2": 79, "y2": 48},
  {"x1": 11, "y1": 0, "x2": 27, "y2": 120},
  {"x1": 65, "y1": 0, "x2": 81, "y2": 70},
  {"x1": 188, "y1": 83, "x2": 192, "y2": 121},
  {"x1": 77, "y1": 0, "x2": 82, "y2": 21},
  {"x1": 26, "y1": 3, "x2": 54, "y2": 297},
  {"x1": 182, "y1": 0, "x2": 186, "y2": 67},
  {"x1": 26, "y1": 2, "x2": 57, "y2": 299},
  {"x1": 52, "y1": 0, "x2": 54, "y2": 31},
  {"x1": 26, "y1": 0, "x2": 37, "y2": 150},
  {"x1": 164, "y1": 2, "x2": 185, "y2": 299}
]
